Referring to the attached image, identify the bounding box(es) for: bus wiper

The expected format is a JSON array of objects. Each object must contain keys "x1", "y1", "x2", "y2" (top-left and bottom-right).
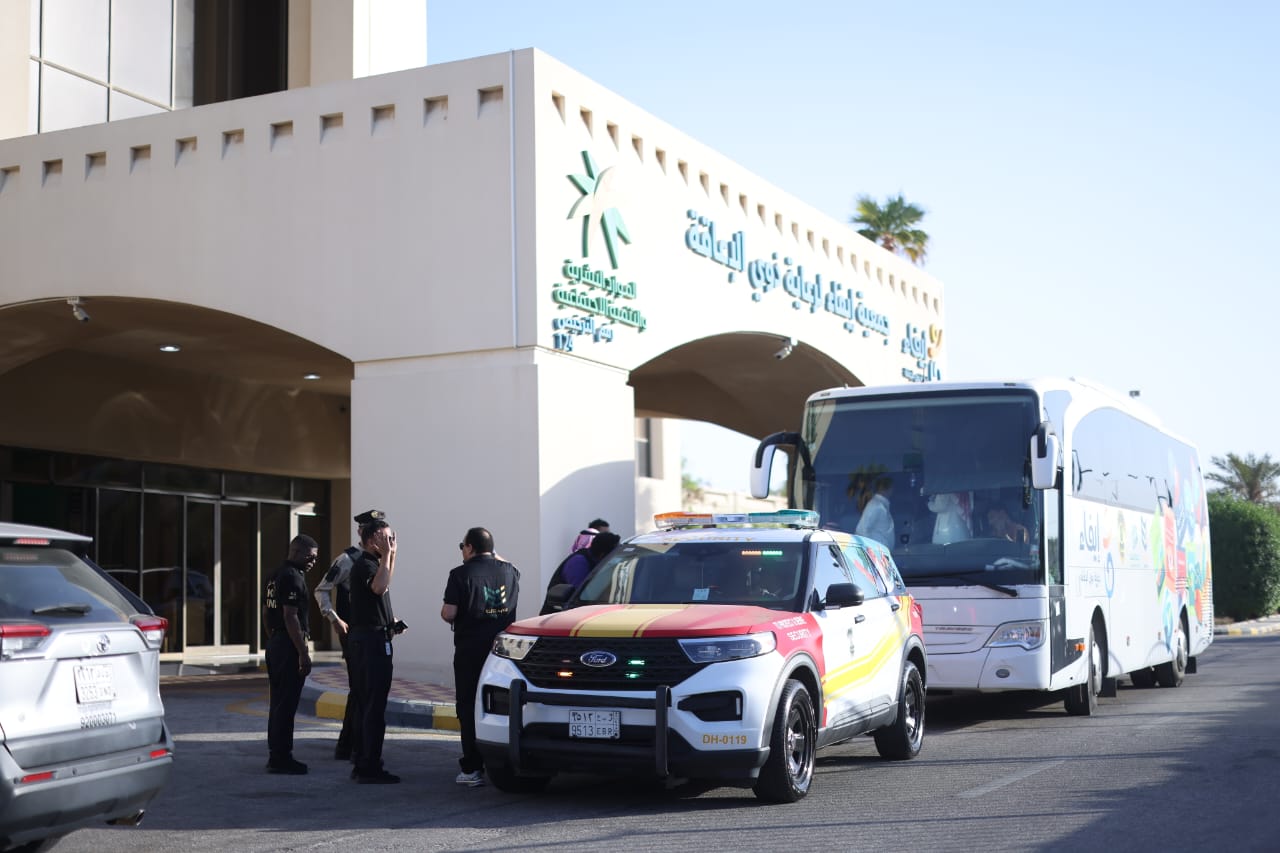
[
  {"x1": 32, "y1": 603, "x2": 92, "y2": 616},
  {"x1": 908, "y1": 571, "x2": 1019, "y2": 597}
]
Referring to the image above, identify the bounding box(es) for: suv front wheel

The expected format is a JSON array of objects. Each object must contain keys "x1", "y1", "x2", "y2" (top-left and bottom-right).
[{"x1": 753, "y1": 679, "x2": 816, "y2": 803}]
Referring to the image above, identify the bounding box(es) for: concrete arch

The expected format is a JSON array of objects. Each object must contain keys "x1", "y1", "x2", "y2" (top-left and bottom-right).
[
  {"x1": 630, "y1": 332, "x2": 862, "y2": 439},
  {"x1": 0, "y1": 297, "x2": 351, "y2": 477}
]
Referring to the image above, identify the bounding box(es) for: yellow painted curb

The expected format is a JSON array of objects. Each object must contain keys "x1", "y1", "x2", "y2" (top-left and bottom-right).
[
  {"x1": 315, "y1": 691, "x2": 347, "y2": 721},
  {"x1": 431, "y1": 705, "x2": 461, "y2": 731}
]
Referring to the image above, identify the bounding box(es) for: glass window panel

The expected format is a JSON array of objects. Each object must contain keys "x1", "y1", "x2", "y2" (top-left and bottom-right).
[
  {"x1": 143, "y1": 462, "x2": 219, "y2": 495},
  {"x1": 109, "y1": 89, "x2": 165, "y2": 121},
  {"x1": 292, "y1": 477, "x2": 328, "y2": 507},
  {"x1": 39, "y1": 64, "x2": 107, "y2": 132},
  {"x1": 225, "y1": 471, "x2": 290, "y2": 501},
  {"x1": 110, "y1": 0, "x2": 172, "y2": 105},
  {"x1": 28, "y1": 59, "x2": 39, "y2": 134},
  {"x1": 220, "y1": 502, "x2": 255, "y2": 646},
  {"x1": 30, "y1": 0, "x2": 41, "y2": 54},
  {"x1": 0, "y1": 447, "x2": 52, "y2": 482},
  {"x1": 53, "y1": 453, "x2": 141, "y2": 487},
  {"x1": 9, "y1": 483, "x2": 93, "y2": 535},
  {"x1": 41, "y1": 0, "x2": 108, "y2": 79},
  {"x1": 96, "y1": 489, "x2": 141, "y2": 607},
  {"x1": 142, "y1": 493, "x2": 182, "y2": 635}
]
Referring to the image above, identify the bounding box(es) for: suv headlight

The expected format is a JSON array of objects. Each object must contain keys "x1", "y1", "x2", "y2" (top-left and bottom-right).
[
  {"x1": 986, "y1": 620, "x2": 1045, "y2": 650},
  {"x1": 679, "y1": 631, "x2": 777, "y2": 664},
  {"x1": 492, "y1": 632, "x2": 538, "y2": 661}
]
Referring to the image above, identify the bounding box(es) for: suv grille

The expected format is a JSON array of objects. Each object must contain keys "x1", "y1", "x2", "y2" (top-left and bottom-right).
[{"x1": 518, "y1": 637, "x2": 708, "y2": 690}]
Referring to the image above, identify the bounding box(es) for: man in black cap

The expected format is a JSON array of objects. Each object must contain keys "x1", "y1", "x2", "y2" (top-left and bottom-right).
[
  {"x1": 263, "y1": 534, "x2": 319, "y2": 774},
  {"x1": 441, "y1": 527, "x2": 520, "y2": 787},
  {"x1": 313, "y1": 509, "x2": 385, "y2": 761},
  {"x1": 347, "y1": 516, "x2": 401, "y2": 783}
]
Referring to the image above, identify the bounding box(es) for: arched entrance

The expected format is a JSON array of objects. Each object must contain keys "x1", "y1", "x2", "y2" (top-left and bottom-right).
[{"x1": 0, "y1": 297, "x2": 352, "y2": 656}]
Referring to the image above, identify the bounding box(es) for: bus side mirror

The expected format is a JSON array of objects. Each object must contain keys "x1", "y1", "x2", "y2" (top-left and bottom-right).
[
  {"x1": 750, "y1": 445, "x2": 776, "y2": 499},
  {"x1": 1030, "y1": 422, "x2": 1059, "y2": 490}
]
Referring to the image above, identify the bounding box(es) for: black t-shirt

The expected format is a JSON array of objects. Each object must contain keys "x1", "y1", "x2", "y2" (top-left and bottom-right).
[
  {"x1": 264, "y1": 561, "x2": 310, "y2": 635},
  {"x1": 349, "y1": 550, "x2": 391, "y2": 630},
  {"x1": 443, "y1": 554, "x2": 520, "y2": 647}
]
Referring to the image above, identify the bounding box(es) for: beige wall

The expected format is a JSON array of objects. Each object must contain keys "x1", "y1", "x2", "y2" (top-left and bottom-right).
[{"x1": 0, "y1": 0, "x2": 32, "y2": 140}]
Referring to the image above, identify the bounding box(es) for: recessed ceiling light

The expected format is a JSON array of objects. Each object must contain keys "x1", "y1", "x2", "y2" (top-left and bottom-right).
[
  {"x1": 303, "y1": 373, "x2": 321, "y2": 381},
  {"x1": 159, "y1": 345, "x2": 180, "y2": 353}
]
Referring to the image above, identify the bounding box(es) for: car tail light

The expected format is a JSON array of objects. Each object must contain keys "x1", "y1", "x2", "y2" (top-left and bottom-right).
[
  {"x1": 0, "y1": 623, "x2": 52, "y2": 658},
  {"x1": 131, "y1": 615, "x2": 168, "y2": 650},
  {"x1": 12, "y1": 537, "x2": 51, "y2": 546}
]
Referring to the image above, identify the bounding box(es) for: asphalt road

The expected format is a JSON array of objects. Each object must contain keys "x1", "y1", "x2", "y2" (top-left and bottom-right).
[{"x1": 58, "y1": 634, "x2": 1280, "y2": 853}]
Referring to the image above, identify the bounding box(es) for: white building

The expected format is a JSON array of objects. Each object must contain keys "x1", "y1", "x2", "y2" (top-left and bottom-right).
[{"x1": 0, "y1": 1, "x2": 946, "y2": 683}]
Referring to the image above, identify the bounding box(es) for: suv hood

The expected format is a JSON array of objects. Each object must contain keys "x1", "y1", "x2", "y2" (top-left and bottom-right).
[{"x1": 508, "y1": 604, "x2": 790, "y2": 638}]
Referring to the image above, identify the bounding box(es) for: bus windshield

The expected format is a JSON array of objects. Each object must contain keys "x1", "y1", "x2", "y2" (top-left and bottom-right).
[{"x1": 800, "y1": 391, "x2": 1045, "y2": 586}]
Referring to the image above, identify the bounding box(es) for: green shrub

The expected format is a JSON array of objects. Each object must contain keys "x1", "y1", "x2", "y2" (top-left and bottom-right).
[{"x1": 1208, "y1": 492, "x2": 1280, "y2": 619}]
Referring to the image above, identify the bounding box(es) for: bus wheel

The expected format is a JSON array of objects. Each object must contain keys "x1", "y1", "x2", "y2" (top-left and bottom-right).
[
  {"x1": 1064, "y1": 627, "x2": 1101, "y2": 716},
  {"x1": 1129, "y1": 667, "x2": 1157, "y2": 688},
  {"x1": 1155, "y1": 618, "x2": 1187, "y2": 688}
]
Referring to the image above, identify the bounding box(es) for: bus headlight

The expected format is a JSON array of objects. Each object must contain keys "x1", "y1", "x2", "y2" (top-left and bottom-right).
[
  {"x1": 492, "y1": 633, "x2": 538, "y2": 661},
  {"x1": 987, "y1": 621, "x2": 1045, "y2": 650},
  {"x1": 679, "y1": 632, "x2": 777, "y2": 663}
]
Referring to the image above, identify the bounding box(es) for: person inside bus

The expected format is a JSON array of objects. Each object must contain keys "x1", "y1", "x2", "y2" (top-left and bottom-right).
[
  {"x1": 855, "y1": 475, "x2": 895, "y2": 547},
  {"x1": 987, "y1": 505, "x2": 1030, "y2": 543}
]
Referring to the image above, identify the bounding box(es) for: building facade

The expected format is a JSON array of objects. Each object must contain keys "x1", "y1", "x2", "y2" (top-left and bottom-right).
[{"x1": 0, "y1": 4, "x2": 945, "y2": 683}]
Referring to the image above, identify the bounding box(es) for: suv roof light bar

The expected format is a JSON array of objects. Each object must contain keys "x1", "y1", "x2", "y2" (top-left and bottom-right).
[{"x1": 653, "y1": 509, "x2": 819, "y2": 530}]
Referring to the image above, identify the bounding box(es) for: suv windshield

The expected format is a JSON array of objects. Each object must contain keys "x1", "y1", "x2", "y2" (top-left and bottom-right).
[
  {"x1": 0, "y1": 546, "x2": 138, "y2": 622},
  {"x1": 575, "y1": 540, "x2": 807, "y2": 611}
]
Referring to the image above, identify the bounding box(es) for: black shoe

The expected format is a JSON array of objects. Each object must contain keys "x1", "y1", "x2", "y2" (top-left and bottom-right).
[
  {"x1": 350, "y1": 766, "x2": 359, "y2": 780},
  {"x1": 334, "y1": 746, "x2": 351, "y2": 761},
  {"x1": 266, "y1": 757, "x2": 308, "y2": 775},
  {"x1": 355, "y1": 769, "x2": 401, "y2": 784}
]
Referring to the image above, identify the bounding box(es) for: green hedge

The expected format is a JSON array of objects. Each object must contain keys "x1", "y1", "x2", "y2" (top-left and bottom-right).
[{"x1": 1208, "y1": 492, "x2": 1280, "y2": 620}]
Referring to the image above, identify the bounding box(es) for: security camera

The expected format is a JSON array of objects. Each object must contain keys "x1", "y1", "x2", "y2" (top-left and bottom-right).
[
  {"x1": 68, "y1": 298, "x2": 90, "y2": 323},
  {"x1": 773, "y1": 337, "x2": 796, "y2": 360}
]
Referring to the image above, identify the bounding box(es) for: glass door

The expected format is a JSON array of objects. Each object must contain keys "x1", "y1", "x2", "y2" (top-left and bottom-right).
[{"x1": 184, "y1": 499, "x2": 217, "y2": 648}]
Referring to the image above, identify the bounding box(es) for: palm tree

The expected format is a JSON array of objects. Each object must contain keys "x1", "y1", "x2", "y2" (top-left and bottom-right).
[
  {"x1": 1207, "y1": 452, "x2": 1280, "y2": 504},
  {"x1": 850, "y1": 193, "x2": 929, "y2": 264}
]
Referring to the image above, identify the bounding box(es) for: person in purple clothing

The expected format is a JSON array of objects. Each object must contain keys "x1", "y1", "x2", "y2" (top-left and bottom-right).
[{"x1": 561, "y1": 531, "x2": 621, "y2": 587}]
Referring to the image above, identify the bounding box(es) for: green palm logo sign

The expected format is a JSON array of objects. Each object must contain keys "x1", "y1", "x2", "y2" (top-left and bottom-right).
[{"x1": 567, "y1": 151, "x2": 631, "y2": 270}]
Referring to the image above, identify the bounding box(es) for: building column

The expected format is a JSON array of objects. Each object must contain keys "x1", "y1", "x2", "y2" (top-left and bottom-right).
[
  {"x1": 349, "y1": 348, "x2": 636, "y2": 685},
  {"x1": 0, "y1": 0, "x2": 33, "y2": 140}
]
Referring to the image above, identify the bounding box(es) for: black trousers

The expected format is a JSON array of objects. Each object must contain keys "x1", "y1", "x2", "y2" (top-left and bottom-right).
[
  {"x1": 453, "y1": 641, "x2": 489, "y2": 773},
  {"x1": 348, "y1": 627, "x2": 393, "y2": 774},
  {"x1": 334, "y1": 632, "x2": 357, "y2": 754},
  {"x1": 265, "y1": 633, "x2": 304, "y2": 760}
]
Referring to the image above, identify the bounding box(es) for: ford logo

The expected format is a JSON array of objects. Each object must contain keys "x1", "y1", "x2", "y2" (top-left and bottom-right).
[{"x1": 580, "y1": 651, "x2": 617, "y2": 668}]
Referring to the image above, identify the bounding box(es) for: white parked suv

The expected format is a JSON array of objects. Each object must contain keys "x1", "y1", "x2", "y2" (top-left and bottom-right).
[
  {"x1": 475, "y1": 510, "x2": 926, "y2": 802},
  {"x1": 0, "y1": 522, "x2": 174, "y2": 852}
]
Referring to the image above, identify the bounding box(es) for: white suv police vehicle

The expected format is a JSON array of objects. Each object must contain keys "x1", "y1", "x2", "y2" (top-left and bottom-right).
[{"x1": 475, "y1": 510, "x2": 926, "y2": 802}]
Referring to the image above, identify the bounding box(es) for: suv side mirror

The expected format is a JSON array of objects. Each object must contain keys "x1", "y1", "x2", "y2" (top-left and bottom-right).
[
  {"x1": 822, "y1": 583, "x2": 864, "y2": 609},
  {"x1": 542, "y1": 583, "x2": 576, "y2": 613}
]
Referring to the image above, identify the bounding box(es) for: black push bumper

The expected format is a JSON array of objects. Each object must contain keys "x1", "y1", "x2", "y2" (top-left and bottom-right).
[{"x1": 477, "y1": 678, "x2": 769, "y2": 782}]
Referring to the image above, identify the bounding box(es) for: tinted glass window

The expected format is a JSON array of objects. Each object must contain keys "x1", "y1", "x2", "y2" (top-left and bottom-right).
[
  {"x1": 0, "y1": 547, "x2": 137, "y2": 622},
  {"x1": 576, "y1": 540, "x2": 807, "y2": 611},
  {"x1": 841, "y1": 543, "x2": 888, "y2": 598},
  {"x1": 812, "y1": 545, "x2": 852, "y2": 602}
]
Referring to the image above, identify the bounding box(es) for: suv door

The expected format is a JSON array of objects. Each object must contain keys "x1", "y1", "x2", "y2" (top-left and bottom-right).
[{"x1": 811, "y1": 543, "x2": 893, "y2": 737}]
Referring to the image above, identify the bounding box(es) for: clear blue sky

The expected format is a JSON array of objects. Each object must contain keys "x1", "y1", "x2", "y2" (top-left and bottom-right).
[{"x1": 429, "y1": 1, "x2": 1279, "y2": 492}]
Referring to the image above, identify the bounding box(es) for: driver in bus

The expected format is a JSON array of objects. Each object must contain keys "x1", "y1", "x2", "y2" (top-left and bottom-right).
[{"x1": 987, "y1": 505, "x2": 1030, "y2": 543}]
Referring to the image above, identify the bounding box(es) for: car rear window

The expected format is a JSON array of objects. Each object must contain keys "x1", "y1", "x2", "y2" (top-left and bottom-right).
[{"x1": 0, "y1": 546, "x2": 137, "y2": 623}]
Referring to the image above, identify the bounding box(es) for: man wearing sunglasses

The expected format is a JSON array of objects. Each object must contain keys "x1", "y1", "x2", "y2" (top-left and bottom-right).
[{"x1": 441, "y1": 527, "x2": 520, "y2": 787}]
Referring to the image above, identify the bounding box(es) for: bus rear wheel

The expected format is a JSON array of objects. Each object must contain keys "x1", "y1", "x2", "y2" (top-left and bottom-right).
[
  {"x1": 1064, "y1": 627, "x2": 1101, "y2": 716},
  {"x1": 1155, "y1": 618, "x2": 1187, "y2": 688}
]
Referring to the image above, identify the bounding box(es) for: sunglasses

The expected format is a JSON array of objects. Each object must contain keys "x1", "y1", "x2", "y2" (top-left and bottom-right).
[{"x1": 458, "y1": 542, "x2": 465, "y2": 550}]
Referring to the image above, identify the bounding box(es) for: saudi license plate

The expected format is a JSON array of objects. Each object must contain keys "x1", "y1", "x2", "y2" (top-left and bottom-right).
[
  {"x1": 74, "y1": 663, "x2": 116, "y2": 704},
  {"x1": 568, "y1": 709, "x2": 620, "y2": 739}
]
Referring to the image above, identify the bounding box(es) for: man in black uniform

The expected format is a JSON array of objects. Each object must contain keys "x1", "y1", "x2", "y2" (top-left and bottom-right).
[
  {"x1": 441, "y1": 526, "x2": 520, "y2": 787},
  {"x1": 263, "y1": 534, "x2": 319, "y2": 774},
  {"x1": 313, "y1": 509, "x2": 387, "y2": 761},
  {"x1": 347, "y1": 517, "x2": 401, "y2": 784}
]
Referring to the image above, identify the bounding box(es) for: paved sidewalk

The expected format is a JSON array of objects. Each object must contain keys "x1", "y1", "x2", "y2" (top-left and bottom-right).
[
  {"x1": 300, "y1": 664, "x2": 459, "y2": 732},
  {"x1": 297, "y1": 614, "x2": 1280, "y2": 732}
]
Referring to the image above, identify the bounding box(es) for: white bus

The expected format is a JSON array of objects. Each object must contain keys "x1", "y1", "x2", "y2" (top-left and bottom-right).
[{"x1": 750, "y1": 378, "x2": 1213, "y2": 715}]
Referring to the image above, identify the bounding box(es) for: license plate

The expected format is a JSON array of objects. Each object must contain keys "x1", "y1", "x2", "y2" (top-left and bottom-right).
[
  {"x1": 74, "y1": 663, "x2": 116, "y2": 704},
  {"x1": 568, "y1": 709, "x2": 620, "y2": 739}
]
